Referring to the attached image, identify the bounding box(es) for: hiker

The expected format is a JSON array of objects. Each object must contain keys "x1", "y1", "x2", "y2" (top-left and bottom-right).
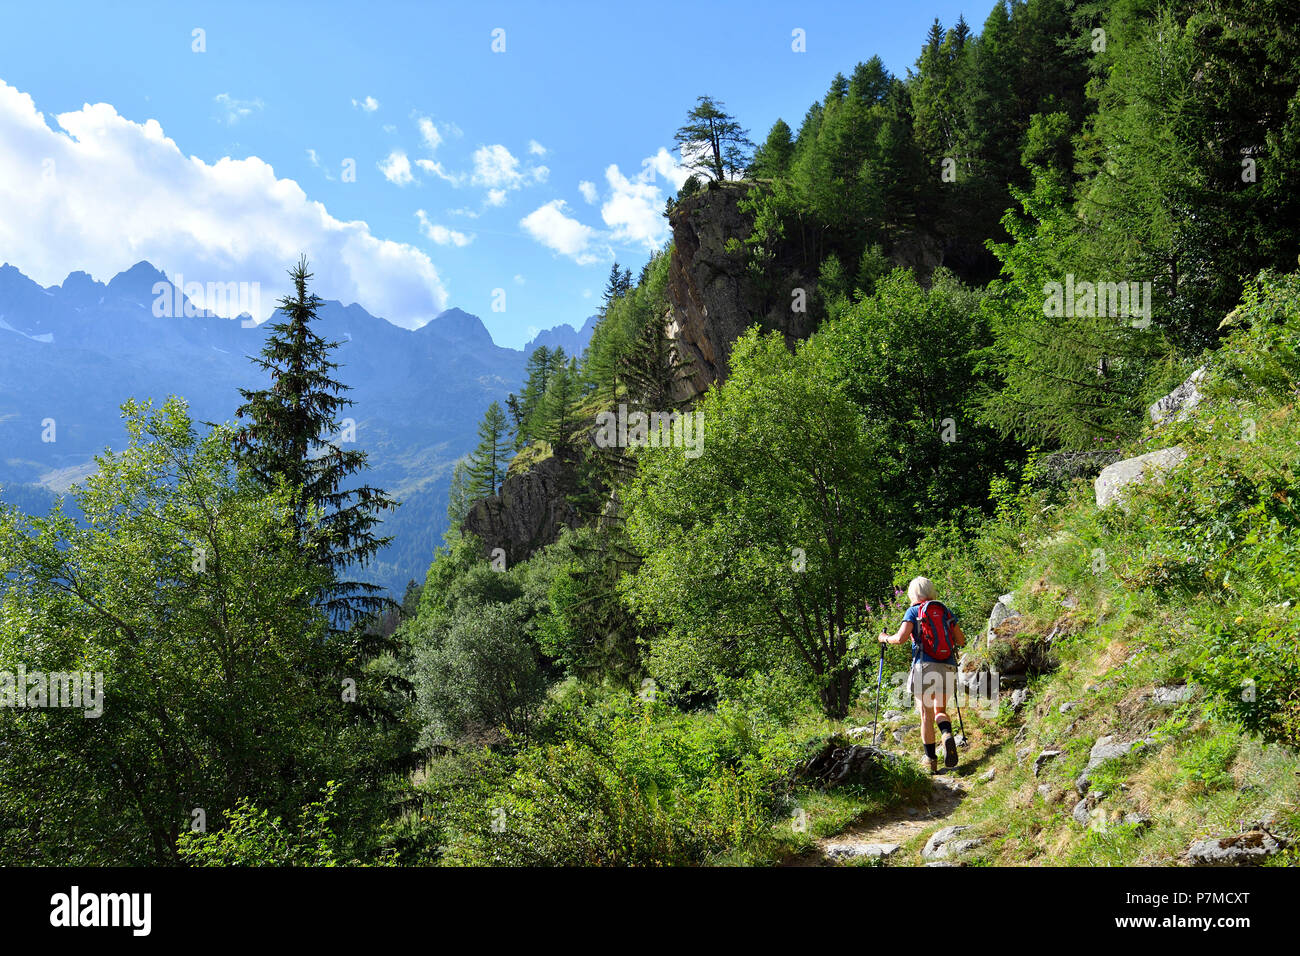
[{"x1": 879, "y1": 576, "x2": 967, "y2": 773}]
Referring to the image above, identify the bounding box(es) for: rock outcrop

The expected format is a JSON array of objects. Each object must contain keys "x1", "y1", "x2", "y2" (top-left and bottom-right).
[
  {"x1": 1149, "y1": 366, "x2": 1207, "y2": 426},
  {"x1": 1187, "y1": 829, "x2": 1287, "y2": 866},
  {"x1": 461, "y1": 454, "x2": 578, "y2": 566},
  {"x1": 663, "y1": 181, "x2": 817, "y2": 402},
  {"x1": 922, "y1": 825, "x2": 983, "y2": 860},
  {"x1": 1094, "y1": 446, "x2": 1188, "y2": 509}
]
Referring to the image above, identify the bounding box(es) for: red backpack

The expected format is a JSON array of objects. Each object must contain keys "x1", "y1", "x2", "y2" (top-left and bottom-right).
[{"x1": 913, "y1": 600, "x2": 957, "y2": 662}]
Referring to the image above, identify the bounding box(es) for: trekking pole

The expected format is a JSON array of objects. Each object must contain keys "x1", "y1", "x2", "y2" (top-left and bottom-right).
[
  {"x1": 953, "y1": 680, "x2": 967, "y2": 746},
  {"x1": 871, "y1": 643, "x2": 885, "y2": 748}
]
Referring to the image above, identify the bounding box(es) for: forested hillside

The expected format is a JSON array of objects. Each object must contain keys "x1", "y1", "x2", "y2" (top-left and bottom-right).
[{"x1": 2, "y1": 0, "x2": 1298, "y2": 868}]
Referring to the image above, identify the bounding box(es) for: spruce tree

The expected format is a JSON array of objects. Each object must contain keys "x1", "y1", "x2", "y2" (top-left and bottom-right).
[
  {"x1": 233, "y1": 256, "x2": 395, "y2": 626},
  {"x1": 540, "y1": 358, "x2": 582, "y2": 458},
  {"x1": 465, "y1": 401, "x2": 512, "y2": 498}
]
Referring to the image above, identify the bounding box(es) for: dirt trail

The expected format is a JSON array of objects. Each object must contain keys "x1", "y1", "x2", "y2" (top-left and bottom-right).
[{"x1": 809, "y1": 771, "x2": 970, "y2": 865}]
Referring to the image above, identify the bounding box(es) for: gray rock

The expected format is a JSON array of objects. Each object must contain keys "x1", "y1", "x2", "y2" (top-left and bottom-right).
[
  {"x1": 891, "y1": 725, "x2": 918, "y2": 745},
  {"x1": 462, "y1": 454, "x2": 580, "y2": 564},
  {"x1": 1122, "y1": 813, "x2": 1153, "y2": 834},
  {"x1": 1059, "y1": 701, "x2": 1080, "y2": 714},
  {"x1": 922, "y1": 825, "x2": 983, "y2": 860},
  {"x1": 1072, "y1": 799, "x2": 1093, "y2": 827},
  {"x1": 1151, "y1": 685, "x2": 1194, "y2": 705},
  {"x1": 1095, "y1": 447, "x2": 1188, "y2": 510},
  {"x1": 1008, "y1": 688, "x2": 1030, "y2": 713},
  {"x1": 987, "y1": 591, "x2": 1019, "y2": 636},
  {"x1": 664, "y1": 184, "x2": 821, "y2": 402},
  {"x1": 1075, "y1": 735, "x2": 1148, "y2": 793},
  {"x1": 1187, "y1": 830, "x2": 1286, "y2": 866},
  {"x1": 1149, "y1": 366, "x2": 1207, "y2": 426},
  {"x1": 1034, "y1": 750, "x2": 1064, "y2": 777},
  {"x1": 1087, "y1": 735, "x2": 1141, "y2": 770},
  {"x1": 1016, "y1": 746, "x2": 1032, "y2": 764},
  {"x1": 825, "y1": 842, "x2": 900, "y2": 860},
  {"x1": 978, "y1": 769, "x2": 996, "y2": 783}
]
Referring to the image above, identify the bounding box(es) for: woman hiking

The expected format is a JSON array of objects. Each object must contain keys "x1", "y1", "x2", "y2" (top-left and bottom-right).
[{"x1": 879, "y1": 576, "x2": 967, "y2": 774}]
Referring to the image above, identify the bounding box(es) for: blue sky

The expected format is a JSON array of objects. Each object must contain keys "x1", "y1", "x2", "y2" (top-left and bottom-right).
[{"x1": 0, "y1": 0, "x2": 978, "y2": 348}]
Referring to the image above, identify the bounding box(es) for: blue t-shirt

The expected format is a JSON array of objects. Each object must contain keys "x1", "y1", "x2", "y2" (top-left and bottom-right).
[{"x1": 902, "y1": 602, "x2": 959, "y2": 664}]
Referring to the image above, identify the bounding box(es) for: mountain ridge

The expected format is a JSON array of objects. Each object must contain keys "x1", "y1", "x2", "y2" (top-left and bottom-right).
[{"x1": 0, "y1": 259, "x2": 597, "y2": 592}]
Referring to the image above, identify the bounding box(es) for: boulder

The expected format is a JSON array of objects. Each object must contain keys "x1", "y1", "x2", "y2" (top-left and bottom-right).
[
  {"x1": 825, "y1": 842, "x2": 900, "y2": 861},
  {"x1": 1187, "y1": 830, "x2": 1287, "y2": 866},
  {"x1": 1149, "y1": 366, "x2": 1207, "y2": 426},
  {"x1": 1094, "y1": 447, "x2": 1188, "y2": 510},
  {"x1": 1072, "y1": 799, "x2": 1092, "y2": 827},
  {"x1": 1033, "y1": 750, "x2": 1064, "y2": 777},
  {"x1": 987, "y1": 592, "x2": 1019, "y2": 635},
  {"x1": 1089, "y1": 735, "x2": 1147, "y2": 770},
  {"x1": 922, "y1": 825, "x2": 983, "y2": 861},
  {"x1": 1151, "y1": 685, "x2": 1194, "y2": 705},
  {"x1": 1077, "y1": 735, "x2": 1152, "y2": 794}
]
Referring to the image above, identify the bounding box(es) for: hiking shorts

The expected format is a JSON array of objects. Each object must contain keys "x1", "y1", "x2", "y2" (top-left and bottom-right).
[{"x1": 907, "y1": 659, "x2": 958, "y2": 706}]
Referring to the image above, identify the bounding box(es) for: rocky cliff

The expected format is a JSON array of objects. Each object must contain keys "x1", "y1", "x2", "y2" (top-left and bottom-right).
[
  {"x1": 460, "y1": 454, "x2": 578, "y2": 566},
  {"x1": 664, "y1": 180, "x2": 817, "y2": 402}
]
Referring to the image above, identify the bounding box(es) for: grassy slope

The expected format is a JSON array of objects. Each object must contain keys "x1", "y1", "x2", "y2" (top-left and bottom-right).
[{"x1": 812, "y1": 352, "x2": 1300, "y2": 866}]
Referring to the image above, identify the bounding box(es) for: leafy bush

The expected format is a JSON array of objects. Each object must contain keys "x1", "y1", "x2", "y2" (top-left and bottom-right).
[
  {"x1": 441, "y1": 693, "x2": 800, "y2": 866},
  {"x1": 177, "y1": 782, "x2": 351, "y2": 867}
]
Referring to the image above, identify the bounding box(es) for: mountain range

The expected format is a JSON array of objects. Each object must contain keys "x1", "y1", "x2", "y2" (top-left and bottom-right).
[{"x1": 0, "y1": 260, "x2": 596, "y2": 593}]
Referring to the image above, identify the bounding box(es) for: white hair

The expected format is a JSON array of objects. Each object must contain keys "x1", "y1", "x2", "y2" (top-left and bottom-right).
[{"x1": 907, "y1": 576, "x2": 937, "y2": 604}]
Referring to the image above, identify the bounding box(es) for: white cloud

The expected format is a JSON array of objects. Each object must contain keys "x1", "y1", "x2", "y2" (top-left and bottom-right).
[
  {"x1": 378, "y1": 149, "x2": 414, "y2": 186},
  {"x1": 599, "y1": 149, "x2": 688, "y2": 249},
  {"x1": 645, "y1": 146, "x2": 692, "y2": 191},
  {"x1": 214, "y1": 93, "x2": 263, "y2": 126},
  {"x1": 513, "y1": 274, "x2": 525, "y2": 284},
  {"x1": 415, "y1": 210, "x2": 472, "y2": 247},
  {"x1": 417, "y1": 116, "x2": 442, "y2": 151},
  {"x1": 414, "y1": 158, "x2": 464, "y2": 185},
  {"x1": 578, "y1": 180, "x2": 598, "y2": 204},
  {"x1": 472, "y1": 144, "x2": 523, "y2": 189},
  {"x1": 0, "y1": 79, "x2": 448, "y2": 328},
  {"x1": 353, "y1": 95, "x2": 380, "y2": 112},
  {"x1": 519, "y1": 199, "x2": 602, "y2": 265},
  {"x1": 306, "y1": 148, "x2": 335, "y2": 181},
  {"x1": 528, "y1": 139, "x2": 547, "y2": 156},
  {"x1": 471, "y1": 144, "x2": 548, "y2": 201}
]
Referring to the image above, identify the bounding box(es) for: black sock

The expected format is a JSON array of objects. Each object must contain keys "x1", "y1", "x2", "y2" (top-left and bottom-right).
[
  {"x1": 924, "y1": 743, "x2": 937, "y2": 759},
  {"x1": 938, "y1": 720, "x2": 953, "y2": 735}
]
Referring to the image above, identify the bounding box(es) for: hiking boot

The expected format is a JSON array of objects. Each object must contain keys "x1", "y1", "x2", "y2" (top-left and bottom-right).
[
  {"x1": 924, "y1": 755, "x2": 938, "y2": 775},
  {"x1": 942, "y1": 733, "x2": 959, "y2": 769}
]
